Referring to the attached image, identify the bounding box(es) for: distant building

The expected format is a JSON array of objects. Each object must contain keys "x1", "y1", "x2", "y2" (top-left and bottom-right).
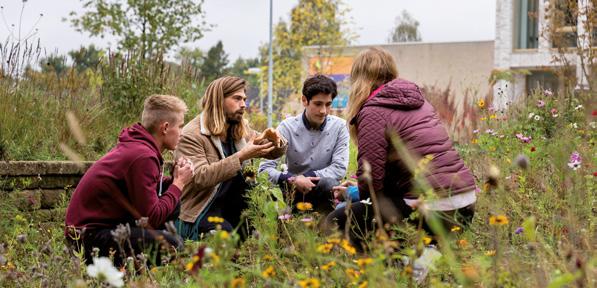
[{"x1": 494, "y1": 0, "x2": 595, "y2": 109}]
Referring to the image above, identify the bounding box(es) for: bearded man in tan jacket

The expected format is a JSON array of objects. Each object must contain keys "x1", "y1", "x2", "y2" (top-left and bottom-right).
[{"x1": 175, "y1": 76, "x2": 287, "y2": 240}]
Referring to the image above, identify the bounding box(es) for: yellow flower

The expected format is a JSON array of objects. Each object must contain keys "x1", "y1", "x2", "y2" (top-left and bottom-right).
[
  {"x1": 298, "y1": 278, "x2": 321, "y2": 288},
  {"x1": 485, "y1": 250, "x2": 496, "y2": 256},
  {"x1": 358, "y1": 281, "x2": 369, "y2": 288},
  {"x1": 219, "y1": 230, "x2": 230, "y2": 240},
  {"x1": 477, "y1": 99, "x2": 485, "y2": 108},
  {"x1": 262, "y1": 255, "x2": 273, "y2": 261},
  {"x1": 480, "y1": 117, "x2": 487, "y2": 121},
  {"x1": 185, "y1": 255, "x2": 200, "y2": 271},
  {"x1": 355, "y1": 258, "x2": 373, "y2": 268},
  {"x1": 150, "y1": 267, "x2": 158, "y2": 274},
  {"x1": 262, "y1": 265, "x2": 276, "y2": 278},
  {"x1": 230, "y1": 277, "x2": 246, "y2": 288},
  {"x1": 321, "y1": 261, "x2": 336, "y2": 271},
  {"x1": 489, "y1": 215, "x2": 509, "y2": 226},
  {"x1": 208, "y1": 216, "x2": 225, "y2": 223},
  {"x1": 326, "y1": 237, "x2": 341, "y2": 245},
  {"x1": 404, "y1": 265, "x2": 413, "y2": 275},
  {"x1": 317, "y1": 243, "x2": 334, "y2": 254},
  {"x1": 340, "y1": 239, "x2": 356, "y2": 255},
  {"x1": 296, "y1": 202, "x2": 313, "y2": 211},
  {"x1": 210, "y1": 253, "x2": 221, "y2": 265},
  {"x1": 471, "y1": 138, "x2": 478, "y2": 144},
  {"x1": 490, "y1": 114, "x2": 497, "y2": 119},
  {"x1": 345, "y1": 268, "x2": 360, "y2": 281},
  {"x1": 450, "y1": 226, "x2": 461, "y2": 232},
  {"x1": 422, "y1": 236, "x2": 432, "y2": 245}
]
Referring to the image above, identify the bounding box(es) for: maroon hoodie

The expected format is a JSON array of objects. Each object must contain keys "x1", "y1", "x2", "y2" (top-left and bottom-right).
[
  {"x1": 352, "y1": 79, "x2": 476, "y2": 200},
  {"x1": 65, "y1": 123, "x2": 181, "y2": 233}
]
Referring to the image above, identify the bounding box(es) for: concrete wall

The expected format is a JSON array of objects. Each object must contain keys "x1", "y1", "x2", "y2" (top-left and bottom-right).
[{"x1": 305, "y1": 41, "x2": 494, "y2": 106}]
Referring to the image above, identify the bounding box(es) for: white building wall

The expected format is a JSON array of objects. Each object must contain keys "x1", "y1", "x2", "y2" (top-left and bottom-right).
[{"x1": 493, "y1": 0, "x2": 589, "y2": 109}]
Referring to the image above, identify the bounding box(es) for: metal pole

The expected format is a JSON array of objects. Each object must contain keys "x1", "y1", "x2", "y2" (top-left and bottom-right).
[{"x1": 267, "y1": 0, "x2": 274, "y2": 127}]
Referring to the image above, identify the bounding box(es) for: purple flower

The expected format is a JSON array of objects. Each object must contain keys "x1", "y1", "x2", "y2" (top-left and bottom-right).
[
  {"x1": 568, "y1": 152, "x2": 582, "y2": 170},
  {"x1": 514, "y1": 227, "x2": 524, "y2": 234},
  {"x1": 537, "y1": 100, "x2": 545, "y2": 107},
  {"x1": 278, "y1": 214, "x2": 292, "y2": 221},
  {"x1": 473, "y1": 129, "x2": 479, "y2": 134},
  {"x1": 515, "y1": 133, "x2": 532, "y2": 143}
]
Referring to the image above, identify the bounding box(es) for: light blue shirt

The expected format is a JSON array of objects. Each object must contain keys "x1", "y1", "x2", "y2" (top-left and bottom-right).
[{"x1": 258, "y1": 112, "x2": 350, "y2": 183}]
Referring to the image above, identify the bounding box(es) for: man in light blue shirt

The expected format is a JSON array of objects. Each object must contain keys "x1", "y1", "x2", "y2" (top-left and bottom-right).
[{"x1": 259, "y1": 75, "x2": 349, "y2": 211}]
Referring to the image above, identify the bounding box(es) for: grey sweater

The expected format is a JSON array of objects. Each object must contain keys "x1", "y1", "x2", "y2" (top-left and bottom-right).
[{"x1": 258, "y1": 112, "x2": 350, "y2": 183}]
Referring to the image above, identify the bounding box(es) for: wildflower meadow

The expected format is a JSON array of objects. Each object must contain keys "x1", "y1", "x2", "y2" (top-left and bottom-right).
[{"x1": 0, "y1": 87, "x2": 595, "y2": 287}]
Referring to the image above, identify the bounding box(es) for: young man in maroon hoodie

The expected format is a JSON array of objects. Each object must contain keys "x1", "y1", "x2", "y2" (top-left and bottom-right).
[{"x1": 65, "y1": 94, "x2": 194, "y2": 266}]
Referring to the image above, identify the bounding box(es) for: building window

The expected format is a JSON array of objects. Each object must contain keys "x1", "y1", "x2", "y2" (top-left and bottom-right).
[
  {"x1": 551, "y1": 0, "x2": 578, "y2": 48},
  {"x1": 526, "y1": 70, "x2": 559, "y2": 94},
  {"x1": 514, "y1": 0, "x2": 539, "y2": 49}
]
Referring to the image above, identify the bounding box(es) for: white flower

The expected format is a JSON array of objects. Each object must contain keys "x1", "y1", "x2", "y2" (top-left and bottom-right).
[
  {"x1": 570, "y1": 123, "x2": 578, "y2": 129},
  {"x1": 534, "y1": 115, "x2": 542, "y2": 121},
  {"x1": 280, "y1": 164, "x2": 288, "y2": 173},
  {"x1": 528, "y1": 112, "x2": 535, "y2": 119},
  {"x1": 567, "y1": 161, "x2": 581, "y2": 171},
  {"x1": 360, "y1": 198, "x2": 372, "y2": 205},
  {"x1": 574, "y1": 104, "x2": 583, "y2": 111},
  {"x1": 589, "y1": 122, "x2": 596, "y2": 129},
  {"x1": 87, "y1": 257, "x2": 124, "y2": 287}
]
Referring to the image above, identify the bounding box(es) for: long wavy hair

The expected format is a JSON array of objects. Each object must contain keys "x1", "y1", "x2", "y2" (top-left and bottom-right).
[
  {"x1": 346, "y1": 47, "x2": 398, "y2": 142},
  {"x1": 201, "y1": 76, "x2": 249, "y2": 141}
]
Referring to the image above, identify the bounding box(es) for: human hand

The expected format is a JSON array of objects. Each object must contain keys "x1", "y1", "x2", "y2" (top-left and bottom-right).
[
  {"x1": 332, "y1": 180, "x2": 356, "y2": 201},
  {"x1": 173, "y1": 157, "x2": 193, "y2": 189},
  {"x1": 238, "y1": 140, "x2": 275, "y2": 162},
  {"x1": 289, "y1": 175, "x2": 319, "y2": 194}
]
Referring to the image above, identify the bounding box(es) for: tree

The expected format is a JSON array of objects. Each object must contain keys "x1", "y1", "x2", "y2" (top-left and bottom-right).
[
  {"x1": 262, "y1": 0, "x2": 354, "y2": 100},
  {"x1": 200, "y1": 41, "x2": 229, "y2": 81},
  {"x1": 69, "y1": 45, "x2": 103, "y2": 72},
  {"x1": 388, "y1": 10, "x2": 422, "y2": 43},
  {"x1": 39, "y1": 54, "x2": 68, "y2": 76},
  {"x1": 176, "y1": 47, "x2": 204, "y2": 70},
  {"x1": 69, "y1": 0, "x2": 208, "y2": 58}
]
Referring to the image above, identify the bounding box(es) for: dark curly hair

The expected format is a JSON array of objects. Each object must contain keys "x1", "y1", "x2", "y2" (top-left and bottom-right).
[{"x1": 302, "y1": 74, "x2": 338, "y2": 102}]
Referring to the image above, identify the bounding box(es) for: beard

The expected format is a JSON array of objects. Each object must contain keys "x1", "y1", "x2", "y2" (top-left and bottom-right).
[{"x1": 225, "y1": 109, "x2": 244, "y2": 124}]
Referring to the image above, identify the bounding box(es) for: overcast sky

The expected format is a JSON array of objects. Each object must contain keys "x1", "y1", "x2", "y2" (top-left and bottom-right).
[{"x1": 1, "y1": 0, "x2": 496, "y2": 60}]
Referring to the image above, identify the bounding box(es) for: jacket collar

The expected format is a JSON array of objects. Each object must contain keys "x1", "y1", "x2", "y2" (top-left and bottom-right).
[
  {"x1": 301, "y1": 110, "x2": 327, "y2": 131},
  {"x1": 199, "y1": 113, "x2": 248, "y2": 161}
]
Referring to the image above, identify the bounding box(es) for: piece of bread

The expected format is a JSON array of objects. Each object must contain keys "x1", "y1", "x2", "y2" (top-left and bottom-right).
[{"x1": 253, "y1": 128, "x2": 281, "y2": 148}]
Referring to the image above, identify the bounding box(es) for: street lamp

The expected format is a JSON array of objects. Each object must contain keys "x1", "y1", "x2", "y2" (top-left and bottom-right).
[{"x1": 267, "y1": 0, "x2": 274, "y2": 127}]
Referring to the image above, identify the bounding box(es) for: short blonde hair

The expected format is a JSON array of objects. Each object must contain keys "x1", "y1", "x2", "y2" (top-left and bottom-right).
[{"x1": 141, "y1": 94, "x2": 188, "y2": 133}]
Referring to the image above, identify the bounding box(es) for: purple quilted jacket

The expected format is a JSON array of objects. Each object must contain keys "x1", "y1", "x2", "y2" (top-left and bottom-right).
[{"x1": 352, "y1": 78, "x2": 476, "y2": 200}]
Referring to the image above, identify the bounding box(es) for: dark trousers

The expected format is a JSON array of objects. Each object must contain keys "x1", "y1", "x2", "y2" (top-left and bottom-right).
[
  {"x1": 282, "y1": 177, "x2": 339, "y2": 214},
  {"x1": 324, "y1": 200, "x2": 475, "y2": 250},
  {"x1": 67, "y1": 226, "x2": 183, "y2": 267},
  {"x1": 67, "y1": 204, "x2": 183, "y2": 266}
]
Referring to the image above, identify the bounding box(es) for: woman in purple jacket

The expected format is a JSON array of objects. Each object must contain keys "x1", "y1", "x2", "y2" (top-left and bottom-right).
[{"x1": 325, "y1": 47, "x2": 477, "y2": 248}]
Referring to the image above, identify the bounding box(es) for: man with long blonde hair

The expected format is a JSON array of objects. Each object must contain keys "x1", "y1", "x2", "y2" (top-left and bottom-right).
[{"x1": 175, "y1": 76, "x2": 287, "y2": 240}]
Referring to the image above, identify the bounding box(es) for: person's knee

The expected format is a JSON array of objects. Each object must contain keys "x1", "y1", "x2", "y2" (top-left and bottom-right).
[{"x1": 315, "y1": 177, "x2": 339, "y2": 193}]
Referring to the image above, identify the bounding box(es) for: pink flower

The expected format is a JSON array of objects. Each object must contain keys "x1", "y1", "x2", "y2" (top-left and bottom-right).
[
  {"x1": 551, "y1": 108, "x2": 558, "y2": 118},
  {"x1": 278, "y1": 214, "x2": 292, "y2": 221},
  {"x1": 537, "y1": 100, "x2": 545, "y2": 107},
  {"x1": 300, "y1": 217, "x2": 313, "y2": 222},
  {"x1": 567, "y1": 151, "x2": 581, "y2": 170},
  {"x1": 544, "y1": 89, "x2": 553, "y2": 96},
  {"x1": 515, "y1": 133, "x2": 532, "y2": 143}
]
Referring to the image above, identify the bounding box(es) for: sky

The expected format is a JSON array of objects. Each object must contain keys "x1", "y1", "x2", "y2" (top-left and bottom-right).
[{"x1": 0, "y1": 0, "x2": 496, "y2": 61}]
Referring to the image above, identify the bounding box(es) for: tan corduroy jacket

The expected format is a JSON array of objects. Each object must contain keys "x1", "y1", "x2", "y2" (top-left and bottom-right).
[{"x1": 175, "y1": 114, "x2": 287, "y2": 223}]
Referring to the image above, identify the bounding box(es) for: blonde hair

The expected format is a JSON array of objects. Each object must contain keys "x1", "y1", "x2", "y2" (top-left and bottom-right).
[
  {"x1": 346, "y1": 47, "x2": 398, "y2": 142},
  {"x1": 201, "y1": 76, "x2": 249, "y2": 140},
  {"x1": 141, "y1": 94, "x2": 188, "y2": 133}
]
